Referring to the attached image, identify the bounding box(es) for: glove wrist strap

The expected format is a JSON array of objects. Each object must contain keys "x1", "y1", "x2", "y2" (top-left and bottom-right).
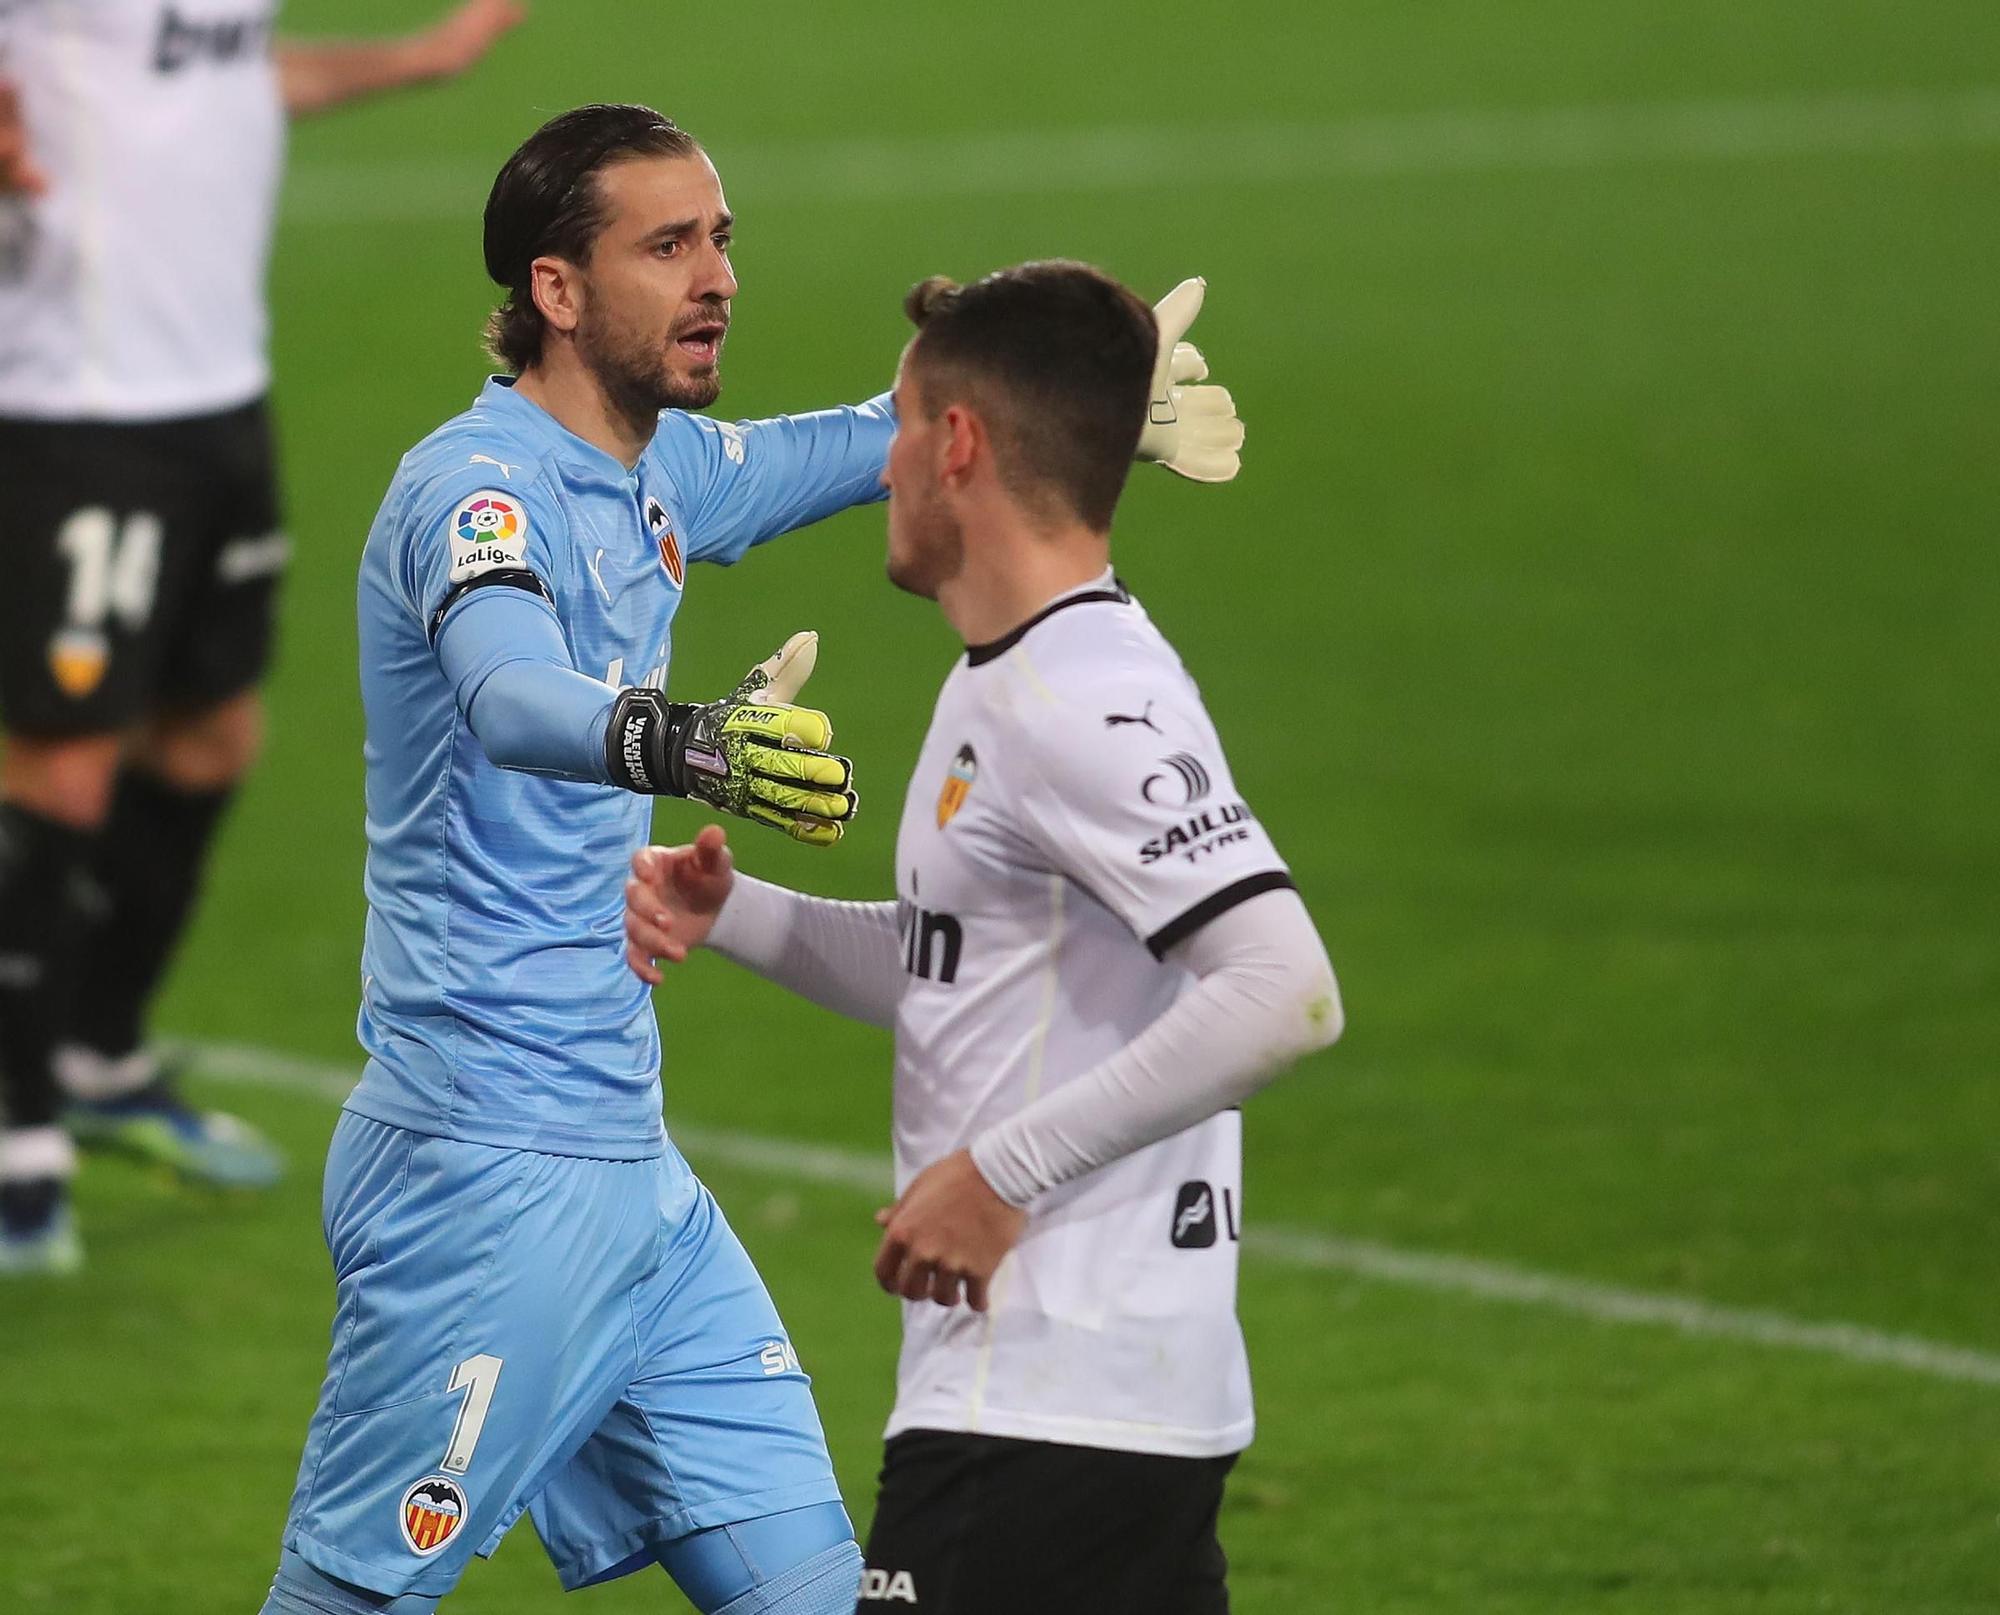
[{"x1": 605, "y1": 688, "x2": 701, "y2": 797}]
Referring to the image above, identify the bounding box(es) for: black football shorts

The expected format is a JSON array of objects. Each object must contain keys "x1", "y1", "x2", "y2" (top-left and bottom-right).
[
  {"x1": 0, "y1": 398, "x2": 286, "y2": 737},
  {"x1": 858, "y1": 1428, "x2": 1237, "y2": 1614}
]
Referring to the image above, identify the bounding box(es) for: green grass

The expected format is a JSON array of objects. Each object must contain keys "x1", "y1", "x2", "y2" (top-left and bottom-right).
[{"x1": 5, "y1": 1, "x2": 1998, "y2": 1609}]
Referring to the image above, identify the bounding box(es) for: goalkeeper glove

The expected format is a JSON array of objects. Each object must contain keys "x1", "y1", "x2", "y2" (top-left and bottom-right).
[
  {"x1": 604, "y1": 631, "x2": 858, "y2": 847},
  {"x1": 1136, "y1": 277, "x2": 1245, "y2": 483}
]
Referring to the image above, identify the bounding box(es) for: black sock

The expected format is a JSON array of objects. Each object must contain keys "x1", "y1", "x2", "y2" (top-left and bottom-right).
[
  {"x1": 0, "y1": 803, "x2": 96, "y2": 1128},
  {"x1": 69, "y1": 772, "x2": 235, "y2": 1061}
]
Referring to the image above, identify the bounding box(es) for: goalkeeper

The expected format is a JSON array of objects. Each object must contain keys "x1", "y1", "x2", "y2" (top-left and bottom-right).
[{"x1": 261, "y1": 103, "x2": 1241, "y2": 1615}]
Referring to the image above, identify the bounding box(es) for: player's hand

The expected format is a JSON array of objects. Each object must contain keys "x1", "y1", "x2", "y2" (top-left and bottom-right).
[
  {"x1": 873, "y1": 1150, "x2": 1028, "y2": 1312},
  {"x1": 0, "y1": 79, "x2": 50, "y2": 198},
  {"x1": 625, "y1": 825, "x2": 734, "y2": 985},
  {"x1": 419, "y1": 0, "x2": 527, "y2": 78},
  {"x1": 682, "y1": 631, "x2": 859, "y2": 845},
  {"x1": 606, "y1": 631, "x2": 859, "y2": 845},
  {"x1": 1135, "y1": 278, "x2": 1245, "y2": 483}
]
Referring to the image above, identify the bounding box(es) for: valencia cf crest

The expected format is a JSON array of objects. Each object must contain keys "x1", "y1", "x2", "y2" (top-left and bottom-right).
[
  {"x1": 47, "y1": 628, "x2": 109, "y2": 699},
  {"x1": 399, "y1": 1475, "x2": 468, "y2": 1556},
  {"x1": 645, "y1": 496, "x2": 685, "y2": 587},
  {"x1": 936, "y1": 743, "x2": 977, "y2": 828}
]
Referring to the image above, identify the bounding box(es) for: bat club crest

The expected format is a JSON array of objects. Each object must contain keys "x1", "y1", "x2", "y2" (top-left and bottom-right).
[
  {"x1": 399, "y1": 1475, "x2": 468, "y2": 1556},
  {"x1": 936, "y1": 744, "x2": 977, "y2": 828}
]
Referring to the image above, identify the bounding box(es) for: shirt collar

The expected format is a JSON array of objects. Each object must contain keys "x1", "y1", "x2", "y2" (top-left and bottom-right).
[
  {"x1": 964, "y1": 567, "x2": 1129, "y2": 667},
  {"x1": 476, "y1": 375, "x2": 645, "y2": 486}
]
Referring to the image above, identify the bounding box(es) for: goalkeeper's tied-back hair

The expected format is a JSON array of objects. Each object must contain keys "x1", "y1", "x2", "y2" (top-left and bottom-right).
[
  {"x1": 483, "y1": 103, "x2": 702, "y2": 372},
  {"x1": 903, "y1": 261, "x2": 1157, "y2": 533}
]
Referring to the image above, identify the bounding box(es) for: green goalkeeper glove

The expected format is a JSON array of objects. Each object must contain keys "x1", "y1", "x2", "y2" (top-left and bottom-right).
[
  {"x1": 605, "y1": 631, "x2": 858, "y2": 847},
  {"x1": 1137, "y1": 277, "x2": 1245, "y2": 483}
]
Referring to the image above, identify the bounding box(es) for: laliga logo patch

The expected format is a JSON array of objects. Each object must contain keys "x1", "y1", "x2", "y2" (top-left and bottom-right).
[
  {"x1": 455, "y1": 493, "x2": 521, "y2": 546},
  {"x1": 448, "y1": 491, "x2": 527, "y2": 583},
  {"x1": 399, "y1": 1475, "x2": 468, "y2": 1556},
  {"x1": 646, "y1": 496, "x2": 685, "y2": 588},
  {"x1": 935, "y1": 743, "x2": 977, "y2": 828}
]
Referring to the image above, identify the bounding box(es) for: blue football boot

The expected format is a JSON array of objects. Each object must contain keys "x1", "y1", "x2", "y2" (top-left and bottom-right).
[
  {"x1": 61, "y1": 1048, "x2": 285, "y2": 1190},
  {"x1": 0, "y1": 1128, "x2": 83, "y2": 1276}
]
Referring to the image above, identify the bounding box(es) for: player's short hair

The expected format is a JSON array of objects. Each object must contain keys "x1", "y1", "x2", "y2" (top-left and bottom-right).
[
  {"x1": 483, "y1": 103, "x2": 702, "y2": 372},
  {"x1": 902, "y1": 261, "x2": 1156, "y2": 533}
]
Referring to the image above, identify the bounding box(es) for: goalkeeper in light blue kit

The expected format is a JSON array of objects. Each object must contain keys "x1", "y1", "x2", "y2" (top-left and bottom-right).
[{"x1": 260, "y1": 103, "x2": 1242, "y2": 1615}]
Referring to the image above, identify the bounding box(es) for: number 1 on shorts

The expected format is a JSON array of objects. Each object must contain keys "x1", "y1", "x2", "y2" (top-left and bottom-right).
[{"x1": 441, "y1": 1353, "x2": 503, "y2": 1475}]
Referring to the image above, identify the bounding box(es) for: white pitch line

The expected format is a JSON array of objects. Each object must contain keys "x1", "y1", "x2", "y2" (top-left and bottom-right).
[
  {"x1": 280, "y1": 85, "x2": 2000, "y2": 225},
  {"x1": 178, "y1": 1039, "x2": 2000, "y2": 1389},
  {"x1": 1244, "y1": 1227, "x2": 2000, "y2": 1387}
]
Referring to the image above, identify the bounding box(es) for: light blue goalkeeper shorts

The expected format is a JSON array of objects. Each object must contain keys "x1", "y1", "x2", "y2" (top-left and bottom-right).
[{"x1": 280, "y1": 1112, "x2": 845, "y2": 1599}]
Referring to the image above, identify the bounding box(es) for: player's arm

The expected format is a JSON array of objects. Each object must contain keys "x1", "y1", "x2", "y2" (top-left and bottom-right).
[
  {"x1": 970, "y1": 889, "x2": 1339, "y2": 1202},
  {"x1": 276, "y1": 0, "x2": 522, "y2": 119},
  {"x1": 412, "y1": 474, "x2": 856, "y2": 843},
  {"x1": 0, "y1": 72, "x2": 48, "y2": 198},
  {"x1": 434, "y1": 596, "x2": 857, "y2": 844},
  {"x1": 873, "y1": 683, "x2": 1338, "y2": 1307},
  {"x1": 656, "y1": 275, "x2": 1244, "y2": 564},
  {"x1": 652, "y1": 394, "x2": 900, "y2": 567},
  {"x1": 624, "y1": 826, "x2": 901, "y2": 1029},
  {"x1": 432, "y1": 584, "x2": 615, "y2": 780},
  {"x1": 874, "y1": 889, "x2": 1338, "y2": 1308}
]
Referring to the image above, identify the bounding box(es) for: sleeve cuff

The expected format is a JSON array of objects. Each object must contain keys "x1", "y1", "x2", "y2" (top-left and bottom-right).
[
  {"x1": 706, "y1": 873, "x2": 795, "y2": 967},
  {"x1": 968, "y1": 1127, "x2": 1043, "y2": 1210}
]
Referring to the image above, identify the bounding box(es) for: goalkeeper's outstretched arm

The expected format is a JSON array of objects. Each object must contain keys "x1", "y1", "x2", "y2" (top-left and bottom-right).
[
  {"x1": 433, "y1": 587, "x2": 858, "y2": 845},
  {"x1": 434, "y1": 584, "x2": 618, "y2": 781},
  {"x1": 661, "y1": 273, "x2": 1246, "y2": 573}
]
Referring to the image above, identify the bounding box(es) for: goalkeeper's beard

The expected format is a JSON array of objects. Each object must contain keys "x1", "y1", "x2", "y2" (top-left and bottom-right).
[
  {"x1": 578, "y1": 297, "x2": 722, "y2": 431},
  {"x1": 886, "y1": 488, "x2": 965, "y2": 602}
]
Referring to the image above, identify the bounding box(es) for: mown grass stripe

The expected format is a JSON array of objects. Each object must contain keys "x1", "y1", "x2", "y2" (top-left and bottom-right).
[
  {"x1": 180, "y1": 1039, "x2": 2000, "y2": 1388},
  {"x1": 282, "y1": 86, "x2": 2000, "y2": 225}
]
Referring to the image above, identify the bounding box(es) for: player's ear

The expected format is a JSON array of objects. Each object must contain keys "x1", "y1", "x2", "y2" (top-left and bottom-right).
[
  {"x1": 939, "y1": 404, "x2": 982, "y2": 490},
  {"x1": 529, "y1": 254, "x2": 583, "y2": 339}
]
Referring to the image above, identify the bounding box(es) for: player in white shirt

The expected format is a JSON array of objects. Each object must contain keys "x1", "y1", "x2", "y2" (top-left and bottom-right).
[
  {"x1": 624, "y1": 261, "x2": 1342, "y2": 1614},
  {"x1": 0, "y1": 0, "x2": 523, "y2": 1275}
]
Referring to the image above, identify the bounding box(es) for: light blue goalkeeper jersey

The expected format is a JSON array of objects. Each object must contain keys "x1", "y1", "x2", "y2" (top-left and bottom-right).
[{"x1": 347, "y1": 376, "x2": 893, "y2": 1158}]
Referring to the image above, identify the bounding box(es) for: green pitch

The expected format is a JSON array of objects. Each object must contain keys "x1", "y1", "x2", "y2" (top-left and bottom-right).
[{"x1": 5, "y1": 1, "x2": 1997, "y2": 1609}]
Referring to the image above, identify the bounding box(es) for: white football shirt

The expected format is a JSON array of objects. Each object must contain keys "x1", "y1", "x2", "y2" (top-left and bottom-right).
[
  {"x1": 888, "y1": 574, "x2": 1295, "y2": 1459},
  {"x1": 0, "y1": 0, "x2": 284, "y2": 419}
]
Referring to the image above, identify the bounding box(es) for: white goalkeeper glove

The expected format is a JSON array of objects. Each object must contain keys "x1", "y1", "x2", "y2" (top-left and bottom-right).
[{"x1": 1136, "y1": 277, "x2": 1244, "y2": 483}]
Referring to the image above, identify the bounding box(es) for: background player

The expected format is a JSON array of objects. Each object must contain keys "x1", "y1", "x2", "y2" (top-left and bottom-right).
[
  {"x1": 0, "y1": 0, "x2": 525, "y2": 1274},
  {"x1": 623, "y1": 261, "x2": 1343, "y2": 1614}
]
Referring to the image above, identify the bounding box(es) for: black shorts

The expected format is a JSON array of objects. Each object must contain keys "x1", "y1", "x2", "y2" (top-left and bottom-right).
[
  {"x1": 859, "y1": 1429, "x2": 1237, "y2": 1615},
  {"x1": 0, "y1": 399, "x2": 286, "y2": 737}
]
